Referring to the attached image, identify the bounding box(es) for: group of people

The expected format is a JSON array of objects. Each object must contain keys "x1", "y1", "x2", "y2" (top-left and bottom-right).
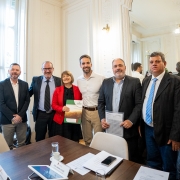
[{"x1": 0, "y1": 52, "x2": 180, "y2": 180}]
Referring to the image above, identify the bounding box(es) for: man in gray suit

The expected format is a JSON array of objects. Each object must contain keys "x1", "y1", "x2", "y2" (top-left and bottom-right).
[
  {"x1": 98, "y1": 58, "x2": 142, "y2": 163},
  {"x1": 29, "y1": 61, "x2": 61, "y2": 141},
  {"x1": 0, "y1": 63, "x2": 30, "y2": 149}
]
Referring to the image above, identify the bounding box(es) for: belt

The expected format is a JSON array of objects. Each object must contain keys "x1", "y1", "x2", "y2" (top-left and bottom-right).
[
  {"x1": 83, "y1": 106, "x2": 98, "y2": 111},
  {"x1": 38, "y1": 109, "x2": 53, "y2": 114}
]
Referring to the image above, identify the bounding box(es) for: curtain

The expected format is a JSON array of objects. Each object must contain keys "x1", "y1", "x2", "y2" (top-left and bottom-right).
[{"x1": 0, "y1": 0, "x2": 27, "y2": 81}]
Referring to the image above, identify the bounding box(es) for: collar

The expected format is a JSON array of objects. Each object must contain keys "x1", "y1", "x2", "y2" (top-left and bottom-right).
[
  {"x1": 10, "y1": 78, "x2": 18, "y2": 85},
  {"x1": 43, "y1": 76, "x2": 54, "y2": 82},
  {"x1": 151, "y1": 70, "x2": 165, "y2": 81},
  {"x1": 112, "y1": 76, "x2": 125, "y2": 83}
]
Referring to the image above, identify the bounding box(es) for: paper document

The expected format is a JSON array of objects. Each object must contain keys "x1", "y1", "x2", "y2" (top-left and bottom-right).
[
  {"x1": 0, "y1": 165, "x2": 11, "y2": 180},
  {"x1": 66, "y1": 153, "x2": 95, "y2": 175},
  {"x1": 133, "y1": 166, "x2": 169, "y2": 180},
  {"x1": 83, "y1": 151, "x2": 123, "y2": 175},
  {"x1": 64, "y1": 100, "x2": 83, "y2": 124},
  {"x1": 106, "y1": 111, "x2": 124, "y2": 137}
]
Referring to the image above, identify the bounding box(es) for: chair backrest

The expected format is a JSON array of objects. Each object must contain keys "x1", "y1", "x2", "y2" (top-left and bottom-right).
[
  {"x1": 90, "y1": 132, "x2": 129, "y2": 160},
  {"x1": 0, "y1": 133, "x2": 10, "y2": 153}
]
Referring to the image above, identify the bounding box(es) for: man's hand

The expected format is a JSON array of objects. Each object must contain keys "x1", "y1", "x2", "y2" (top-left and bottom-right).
[
  {"x1": 167, "y1": 139, "x2": 180, "y2": 151},
  {"x1": 101, "y1": 119, "x2": 110, "y2": 129},
  {"x1": 12, "y1": 114, "x2": 22, "y2": 124},
  {"x1": 120, "y1": 120, "x2": 133, "y2": 129}
]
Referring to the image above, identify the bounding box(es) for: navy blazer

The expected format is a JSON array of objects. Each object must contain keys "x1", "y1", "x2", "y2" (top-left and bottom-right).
[
  {"x1": 29, "y1": 75, "x2": 61, "y2": 121},
  {"x1": 98, "y1": 75, "x2": 142, "y2": 139},
  {"x1": 142, "y1": 73, "x2": 180, "y2": 146},
  {"x1": 0, "y1": 78, "x2": 30, "y2": 125}
]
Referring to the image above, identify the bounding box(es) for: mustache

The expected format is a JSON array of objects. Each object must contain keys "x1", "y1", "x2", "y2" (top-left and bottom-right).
[{"x1": 115, "y1": 69, "x2": 122, "y2": 73}]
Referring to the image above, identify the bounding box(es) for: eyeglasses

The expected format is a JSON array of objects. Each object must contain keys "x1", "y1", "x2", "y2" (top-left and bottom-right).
[{"x1": 42, "y1": 68, "x2": 53, "y2": 71}]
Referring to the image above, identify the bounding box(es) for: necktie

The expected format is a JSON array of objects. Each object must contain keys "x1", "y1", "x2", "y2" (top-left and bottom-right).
[
  {"x1": 44, "y1": 80, "x2": 50, "y2": 111},
  {"x1": 146, "y1": 78, "x2": 158, "y2": 125}
]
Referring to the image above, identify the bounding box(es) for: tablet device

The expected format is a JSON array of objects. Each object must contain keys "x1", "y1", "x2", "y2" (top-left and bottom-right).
[{"x1": 28, "y1": 165, "x2": 68, "y2": 180}]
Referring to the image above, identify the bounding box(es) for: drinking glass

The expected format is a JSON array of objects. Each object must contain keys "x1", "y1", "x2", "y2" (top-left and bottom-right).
[
  {"x1": 51, "y1": 142, "x2": 59, "y2": 156},
  {"x1": 95, "y1": 169, "x2": 106, "y2": 180}
]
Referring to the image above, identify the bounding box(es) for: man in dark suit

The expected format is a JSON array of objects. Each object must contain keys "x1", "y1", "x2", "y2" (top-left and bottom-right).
[
  {"x1": 98, "y1": 58, "x2": 142, "y2": 163},
  {"x1": 0, "y1": 63, "x2": 30, "y2": 149},
  {"x1": 142, "y1": 52, "x2": 180, "y2": 180},
  {"x1": 29, "y1": 61, "x2": 61, "y2": 141}
]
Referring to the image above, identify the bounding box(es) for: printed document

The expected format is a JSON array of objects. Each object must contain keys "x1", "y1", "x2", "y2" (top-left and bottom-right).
[
  {"x1": 66, "y1": 153, "x2": 95, "y2": 175},
  {"x1": 83, "y1": 151, "x2": 123, "y2": 175},
  {"x1": 133, "y1": 166, "x2": 169, "y2": 180},
  {"x1": 106, "y1": 111, "x2": 124, "y2": 137},
  {"x1": 64, "y1": 100, "x2": 83, "y2": 124}
]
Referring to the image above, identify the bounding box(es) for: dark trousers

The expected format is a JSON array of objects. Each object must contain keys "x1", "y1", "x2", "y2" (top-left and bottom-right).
[
  {"x1": 145, "y1": 123, "x2": 177, "y2": 180},
  {"x1": 177, "y1": 151, "x2": 180, "y2": 180},
  {"x1": 125, "y1": 136, "x2": 139, "y2": 163},
  {"x1": 35, "y1": 110, "x2": 54, "y2": 141}
]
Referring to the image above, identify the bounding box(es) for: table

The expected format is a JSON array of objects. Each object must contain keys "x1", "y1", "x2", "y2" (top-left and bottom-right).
[{"x1": 0, "y1": 135, "x2": 141, "y2": 180}]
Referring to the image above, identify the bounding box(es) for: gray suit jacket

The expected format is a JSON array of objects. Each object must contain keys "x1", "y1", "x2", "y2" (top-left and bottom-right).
[
  {"x1": 0, "y1": 78, "x2": 30, "y2": 125},
  {"x1": 142, "y1": 73, "x2": 180, "y2": 145},
  {"x1": 29, "y1": 75, "x2": 61, "y2": 121},
  {"x1": 98, "y1": 75, "x2": 142, "y2": 139}
]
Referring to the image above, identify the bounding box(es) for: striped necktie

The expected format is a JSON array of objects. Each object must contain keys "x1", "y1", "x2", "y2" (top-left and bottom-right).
[
  {"x1": 44, "y1": 80, "x2": 50, "y2": 111},
  {"x1": 145, "y1": 78, "x2": 158, "y2": 125}
]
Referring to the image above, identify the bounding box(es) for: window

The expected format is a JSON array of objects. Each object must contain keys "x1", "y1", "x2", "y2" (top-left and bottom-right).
[{"x1": 0, "y1": 0, "x2": 27, "y2": 81}]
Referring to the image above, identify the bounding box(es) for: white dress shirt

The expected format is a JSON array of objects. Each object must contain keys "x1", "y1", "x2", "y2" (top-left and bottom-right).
[
  {"x1": 142, "y1": 71, "x2": 165, "y2": 127},
  {"x1": 77, "y1": 71, "x2": 104, "y2": 107},
  {"x1": 132, "y1": 71, "x2": 144, "y2": 84},
  {"x1": 10, "y1": 79, "x2": 19, "y2": 110}
]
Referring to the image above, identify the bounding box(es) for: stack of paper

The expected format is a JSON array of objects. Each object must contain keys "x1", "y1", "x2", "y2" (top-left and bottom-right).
[{"x1": 82, "y1": 151, "x2": 123, "y2": 175}]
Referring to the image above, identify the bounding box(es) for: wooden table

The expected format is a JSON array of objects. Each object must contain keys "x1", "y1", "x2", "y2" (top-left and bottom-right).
[{"x1": 0, "y1": 135, "x2": 141, "y2": 180}]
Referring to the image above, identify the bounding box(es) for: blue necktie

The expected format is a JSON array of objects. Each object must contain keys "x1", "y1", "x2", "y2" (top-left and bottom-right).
[{"x1": 146, "y1": 78, "x2": 158, "y2": 125}]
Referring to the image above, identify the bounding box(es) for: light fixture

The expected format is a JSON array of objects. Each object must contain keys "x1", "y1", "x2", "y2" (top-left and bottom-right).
[
  {"x1": 102, "y1": 24, "x2": 110, "y2": 32},
  {"x1": 174, "y1": 24, "x2": 180, "y2": 34}
]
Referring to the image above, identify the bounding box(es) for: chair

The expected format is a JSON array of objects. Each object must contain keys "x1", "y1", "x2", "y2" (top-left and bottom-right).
[
  {"x1": 0, "y1": 133, "x2": 10, "y2": 153},
  {"x1": 90, "y1": 132, "x2": 129, "y2": 160}
]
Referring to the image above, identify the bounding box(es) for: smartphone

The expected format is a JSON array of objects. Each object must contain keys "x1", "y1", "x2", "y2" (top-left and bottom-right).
[{"x1": 101, "y1": 156, "x2": 117, "y2": 166}]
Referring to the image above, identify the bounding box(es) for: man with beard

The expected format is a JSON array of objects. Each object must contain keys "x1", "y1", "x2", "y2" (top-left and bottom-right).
[
  {"x1": 0, "y1": 63, "x2": 30, "y2": 149},
  {"x1": 77, "y1": 55, "x2": 104, "y2": 146},
  {"x1": 29, "y1": 61, "x2": 61, "y2": 141},
  {"x1": 98, "y1": 58, "x2": 142, "y2": 162},
  {"x1": 132, "y1": 62, "x2": 144, "y2": 84}
]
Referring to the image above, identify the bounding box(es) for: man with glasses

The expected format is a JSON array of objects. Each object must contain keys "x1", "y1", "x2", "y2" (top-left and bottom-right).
[{"x1": 29, "y1": 61, "x2": 61, "y2": 141}]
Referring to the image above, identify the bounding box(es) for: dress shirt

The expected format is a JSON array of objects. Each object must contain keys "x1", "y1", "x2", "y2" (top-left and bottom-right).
[
  {"x1": 77, "y1": 71, "x2": 104, "y2": 107},
  {"x1": 10, "y1": 79, "x2": 19, "y2": 110},
  {"x1": 38, "y1": 76, "x2": 55, "y2": 111},
  {"x1": 112, "y1": 77, "x2": 124, "y2": 112},
  {"x1": 142, "y1": 71, "x2": 165, "y2": 127},
  {"x1": 132, "y1": 71, "x2": 144, "y2": 84}
]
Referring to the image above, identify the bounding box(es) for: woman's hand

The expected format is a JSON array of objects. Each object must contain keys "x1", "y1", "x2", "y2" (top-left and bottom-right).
[{"x1": 62, "y1": 106, "x2": 70, "y2": 112}]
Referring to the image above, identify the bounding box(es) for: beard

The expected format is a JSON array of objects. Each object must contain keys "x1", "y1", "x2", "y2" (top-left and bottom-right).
[{"x1": 83, "y1": 67, "x2": 91, "y2": 74}]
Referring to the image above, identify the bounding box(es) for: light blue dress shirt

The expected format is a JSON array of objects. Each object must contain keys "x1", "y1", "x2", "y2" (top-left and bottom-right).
[
  {"x1": 38, "y1": 76, "x2": 56, "y2": 111},
  {"x1": 112, "y1": 77, "x2": 125, "y2": 112}
]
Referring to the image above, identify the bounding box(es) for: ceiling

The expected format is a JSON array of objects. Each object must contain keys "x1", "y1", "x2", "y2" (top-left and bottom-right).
[{"x1": 130, "y1": 0, "x2": 180, "y2": 38}]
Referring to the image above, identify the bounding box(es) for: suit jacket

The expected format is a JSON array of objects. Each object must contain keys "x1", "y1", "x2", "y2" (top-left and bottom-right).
[
  {"x1": 98, "y1": 75, "x2": 142, "y2": 139},
  {"x1": 142, "y1": 73, "x2": 180, "y2": 145},
  {"x1": 29, "y1": 75, "x2": 61, "y2": 121},
  {"x1": 52, "y1": 85, "x2": 82, "y2": 124},
  {"x1": 0, "y1": 78, "x2": 30, "y2": 125}
]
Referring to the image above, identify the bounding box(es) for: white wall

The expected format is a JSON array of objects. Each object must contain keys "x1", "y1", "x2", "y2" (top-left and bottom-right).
[
  {"x1": 27, "y1": 0, "x2": 62, "y2": 132},
  {"x1": 26, "y1": 0, "x2": 133, "y2": 134},
  {"x1": 141, "y1": 33, "x2": 180, "y2": 73}
]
